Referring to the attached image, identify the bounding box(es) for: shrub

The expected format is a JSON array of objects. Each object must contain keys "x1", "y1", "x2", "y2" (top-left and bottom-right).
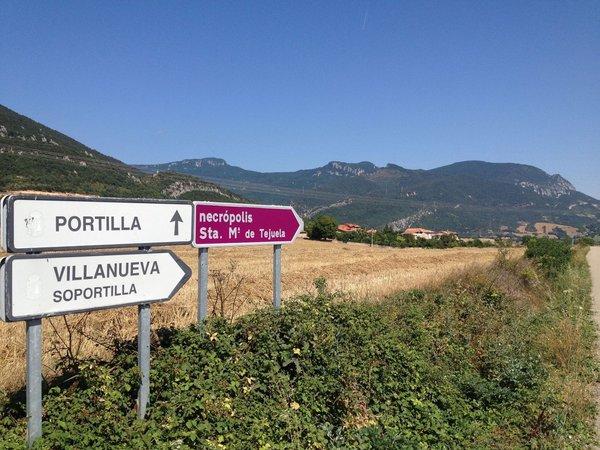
[
  {"x1": 577, "y1": 236, "x2": 595, "y2": 246},
  {"x1": 525, "y1": 237, "x2": 572, "y2": 278}
]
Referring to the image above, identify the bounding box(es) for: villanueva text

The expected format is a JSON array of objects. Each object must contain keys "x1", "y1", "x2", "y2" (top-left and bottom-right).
[{"x1": 51, "y1": 260, "x2": 159, "y2": 303}]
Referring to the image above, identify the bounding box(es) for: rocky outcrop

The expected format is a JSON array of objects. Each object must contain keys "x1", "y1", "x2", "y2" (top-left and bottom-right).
[
  {"x1": 388, "y1": 208, "x2": 435, "y2": 231},
  {"x1": 314, "y1": 161, "x2": 377, "y2": 177},
  {"x1": 168, "y1": 158, "x2": 227, "y2": 169},
  {"x1": 161, "y1": 179, "x2": 236, "y2": 200},
  {"x1": 517, "y1": 174, "x2": 575, "y2": 198}
]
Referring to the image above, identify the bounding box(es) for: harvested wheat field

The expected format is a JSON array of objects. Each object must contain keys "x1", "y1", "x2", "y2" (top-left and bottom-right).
[{"x1": 0, "y1": 239, "x2": 517, "y2": 391}]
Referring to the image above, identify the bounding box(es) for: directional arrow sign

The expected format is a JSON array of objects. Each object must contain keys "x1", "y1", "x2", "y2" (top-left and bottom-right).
[
  {"x1": 170, "y1": 210, "x2": 183, "y2": 236},
  {"x1": 2, "y1": 195, "x2": 193, "y2": 252},
  {"x1": 193, "y1": 201, "x2": 304, "y2": 247},
  {"x1": 0, "y1": 250, "x2": 191, "y2": 321}
]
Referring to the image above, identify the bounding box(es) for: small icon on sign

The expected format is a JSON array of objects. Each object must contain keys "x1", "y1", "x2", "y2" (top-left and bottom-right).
[
  {"x1": 24, "y1": 211, "x2": 43, "y2": 237},
  {"x1": 26, "y1": 275, "x2": 41, "y2": 299},
  {"x1": 170, "y1": 210, "x2": 183, "y2": 236}
]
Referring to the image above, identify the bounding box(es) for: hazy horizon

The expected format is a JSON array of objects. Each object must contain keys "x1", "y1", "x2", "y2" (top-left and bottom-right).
[{"x1": 133, "y1": 153, "x2": 594, "y2": 195}]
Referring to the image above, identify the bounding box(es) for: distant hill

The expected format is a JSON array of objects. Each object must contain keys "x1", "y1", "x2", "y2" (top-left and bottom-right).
[
  {"x1": 136, "y1": 158, "x2": 600, "y2": 235},
  {"x1": 0, "y1": 105, "x2": 243, "y2": 202}
]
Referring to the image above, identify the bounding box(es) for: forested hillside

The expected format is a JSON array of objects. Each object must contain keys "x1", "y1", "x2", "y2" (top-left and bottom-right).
[{"x1": 0, "y1": 105, "x2": 242, "y2": 202}]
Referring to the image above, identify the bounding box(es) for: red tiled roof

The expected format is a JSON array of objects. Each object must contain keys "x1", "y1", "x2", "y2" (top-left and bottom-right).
[{"x1": 337, "y1": 223, "x2": 362, "y2": 232}]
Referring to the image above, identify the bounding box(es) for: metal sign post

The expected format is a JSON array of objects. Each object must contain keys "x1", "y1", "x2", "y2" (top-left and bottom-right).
[
  {"x1": 26, "y1": 318, "x2": 42, "y2": 447},
  {"x1": 137, "y1": 303, "x2": 150, "y2": 419},
  {"x1": 273, "y1": 245, "x2": 282, "y2": 308},
  {"x1": 197, "y1": 248, "x2": 209, "y2": 323},
  {"x1": 137, "y1": 246, "x2": 151, "y2": 420}
]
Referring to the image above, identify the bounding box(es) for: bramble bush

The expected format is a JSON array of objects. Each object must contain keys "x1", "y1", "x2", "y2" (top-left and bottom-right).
[
  {"x1": 525, "y1": 237, "x2": 572, "y2": 278},
  {"x1": 0, "y1": 249, "x2": 595, "y2": 448}
]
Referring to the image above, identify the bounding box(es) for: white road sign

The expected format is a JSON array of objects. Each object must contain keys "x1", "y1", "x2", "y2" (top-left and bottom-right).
[
  {"x1": 0, "y1": 250, "x2": 191, "y2": 321},
  {"x1": 2, "y1": 195, "x2": 193, "y2": 252}
]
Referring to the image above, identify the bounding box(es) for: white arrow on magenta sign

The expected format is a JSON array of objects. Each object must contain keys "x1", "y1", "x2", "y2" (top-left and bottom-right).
[
  {"x1": 2, "y1": 195, "x2": 193, "y2": 252},
  {"x1": 0, "y1": 250, "x2": 192, "y2": 322}
]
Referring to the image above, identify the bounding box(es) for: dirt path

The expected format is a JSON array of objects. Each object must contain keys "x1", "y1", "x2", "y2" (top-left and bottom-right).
[{"x1": 587, "y1": 247, "x2": 600, "y2": 446}]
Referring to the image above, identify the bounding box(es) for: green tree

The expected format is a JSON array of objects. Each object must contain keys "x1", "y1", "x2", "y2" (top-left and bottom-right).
[{"x1": 306, "y1": 215, "x2": 338, "y2": 240}]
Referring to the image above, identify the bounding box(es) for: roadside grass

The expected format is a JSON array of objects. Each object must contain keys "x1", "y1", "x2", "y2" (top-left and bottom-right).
[
  {"x1": 0, "y1": 247, "x2": 596, "y2": 448},
  {"x1": 538, "y1": 247, "x2": 598, "y2": 446}
]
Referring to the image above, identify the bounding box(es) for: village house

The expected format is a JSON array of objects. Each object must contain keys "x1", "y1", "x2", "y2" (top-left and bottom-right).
[
  {"x1": 432, "y1": 230, "x2": 459, "y2": 239},
  {"x1": 337, "y1": 223, "x2": 362, "y2": 233},
  {"x1": 403, "y1": 228, "x2": 458, "y2": 240},
  {"x1": 402, "y1": 227, "x2": 436, "y2": 239}
]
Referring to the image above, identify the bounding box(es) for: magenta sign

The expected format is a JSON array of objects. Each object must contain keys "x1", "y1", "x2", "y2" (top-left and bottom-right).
[{"x1": 192, "y1": 202, "x2": 304, "y2": 247}]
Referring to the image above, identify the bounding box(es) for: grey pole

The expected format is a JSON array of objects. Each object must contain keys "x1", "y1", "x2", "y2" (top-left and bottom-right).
[
  {"x1": 273, "y1": 244, "x2": 282, "y2": 308},
  {"x1": 26, "y1": 318, "x2": 42, "y2": 447},
  {"x1": 136, "y1": 246, "x2": 151, "y2": 420},
  {"x1": 198, "y1": 247, "x2": 209, "y2": 323},
  {"x1": 137, "y1": 304, "x2": 151, "y2": 419}
]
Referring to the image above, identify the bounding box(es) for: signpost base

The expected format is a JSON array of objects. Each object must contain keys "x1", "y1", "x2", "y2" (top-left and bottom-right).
[
  {"x1": 137, "y1": 304, "x2": 150, "y2": 419},
  {"x1": 26, "y1": 319, "x2": 42, "y2": 447},
  {"x1": 198, "y1": 248, "x2": 209, "y2": 323},
  {"x1": 273, "y1": 244, "x2": 282, "y2": 308}
]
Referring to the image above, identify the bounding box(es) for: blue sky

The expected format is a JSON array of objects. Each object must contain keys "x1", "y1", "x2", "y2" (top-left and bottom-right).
[{"x1": 2, "y1": 1, "x2": 599, "y2": 197}]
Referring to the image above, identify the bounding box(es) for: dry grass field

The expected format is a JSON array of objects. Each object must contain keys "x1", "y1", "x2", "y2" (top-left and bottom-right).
[
  {"x1": 534, "y1": 222, "x2": 578, "y2": 237},
  {"x1": 516, "y1": 221, "x2": 578, "y2": 237},
  {"x1": 0, "y1": 239, "x2": 517, "y2": 392}
]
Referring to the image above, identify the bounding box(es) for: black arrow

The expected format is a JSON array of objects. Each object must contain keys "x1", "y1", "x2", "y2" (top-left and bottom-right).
[{"x1": 170, "y1": 210, "x2": 183, "y2": 236}]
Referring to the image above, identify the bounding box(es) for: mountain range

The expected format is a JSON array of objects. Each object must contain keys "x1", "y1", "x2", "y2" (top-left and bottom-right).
[
  {"x1": 0, "y1": 104, "x2": 242, "y2": 203},
  {"x1": 136, "y1": 158, "x2": 600, "y2": 235},
  {"x1": 0, "y1": 103, "x2": 597, "y2": 236}
]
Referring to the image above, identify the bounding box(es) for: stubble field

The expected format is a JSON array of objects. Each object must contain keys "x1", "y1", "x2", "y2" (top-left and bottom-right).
[{"x1": 0, "y1": 239, "x2": 515, "y2": 391}]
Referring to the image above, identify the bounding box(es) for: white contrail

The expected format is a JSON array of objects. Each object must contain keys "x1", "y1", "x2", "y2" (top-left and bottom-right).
[{"x1": 362, "y1": 2, "x2": 369, "y2": 30}]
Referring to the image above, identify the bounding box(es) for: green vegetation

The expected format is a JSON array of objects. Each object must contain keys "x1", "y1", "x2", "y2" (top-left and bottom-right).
[
  {"x1": 525, "y1": 237, "x2": 572, "y2": 278},
  {"x1": 577, "y1": 236, "x2": 599, "y2": 247},
  {"x1": 0, "y1": 104, "x2": 244, "y2": 203},
  {"x1": 336, "y1": 227, "x2": 497, "y2": 249},
  {"x1": 0, "y1": 246, "x2": 596, "y2": 448},
  {"x1": 305, "y1": 215, "x2": 338, "y2": 241}
]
